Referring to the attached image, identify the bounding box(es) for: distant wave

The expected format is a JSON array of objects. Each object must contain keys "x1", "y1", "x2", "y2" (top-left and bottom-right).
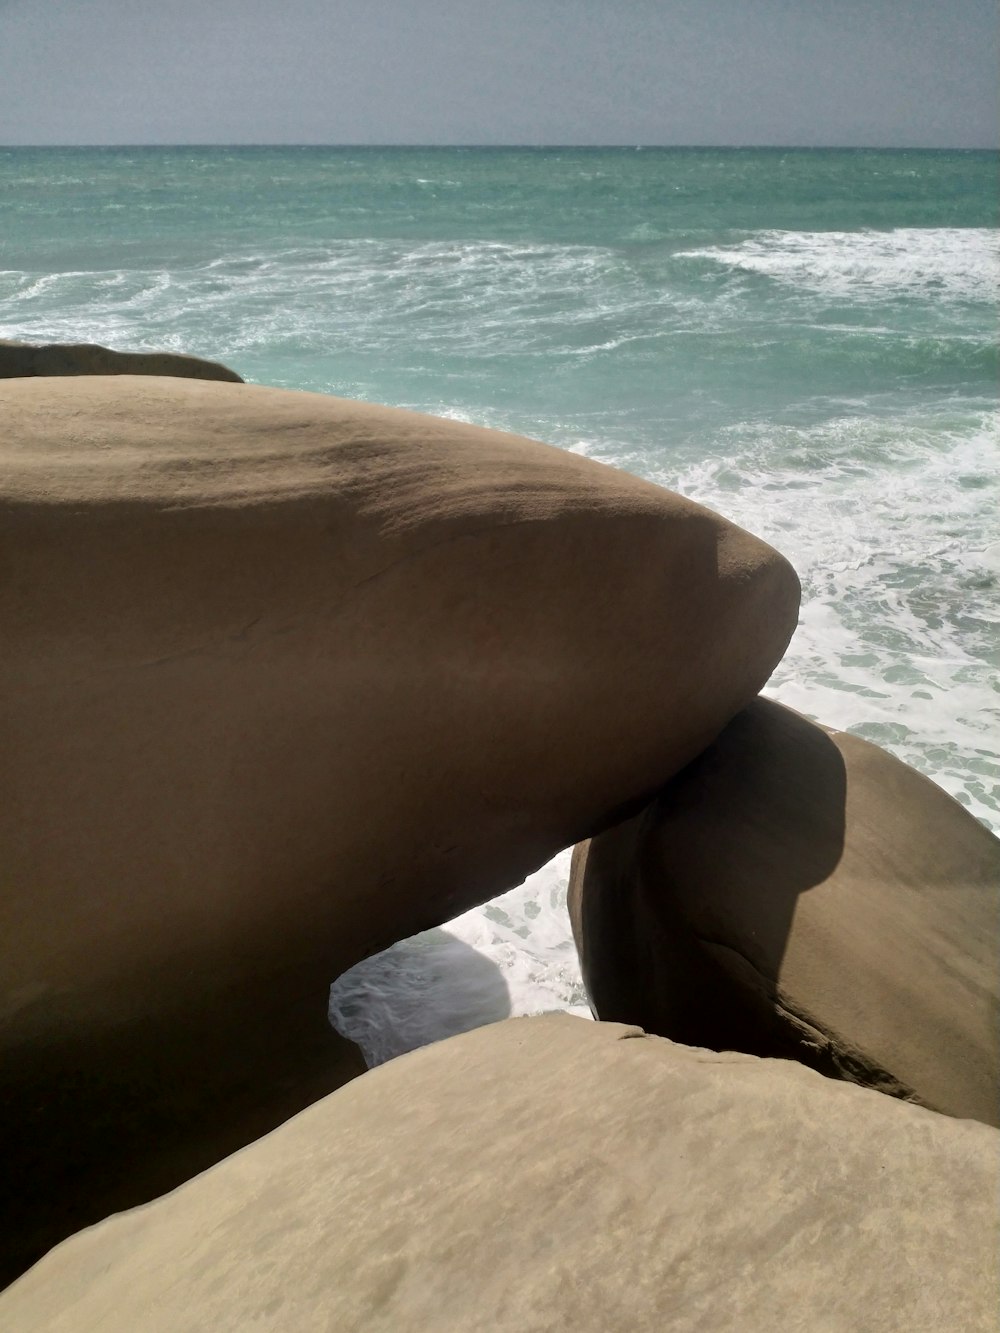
[{"x1": 678, "y1": 228, "x2": 1000, "y2": 304}]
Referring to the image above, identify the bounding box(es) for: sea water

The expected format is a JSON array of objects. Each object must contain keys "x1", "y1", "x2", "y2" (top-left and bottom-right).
[{"x1": 2, "y1": 146, "x2": 996, "y2": 1063}]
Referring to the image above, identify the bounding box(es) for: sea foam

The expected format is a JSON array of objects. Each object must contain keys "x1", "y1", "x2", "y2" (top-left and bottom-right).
[{"x1": 679, "y1": 228, "x2": 1000, "y2": 304}]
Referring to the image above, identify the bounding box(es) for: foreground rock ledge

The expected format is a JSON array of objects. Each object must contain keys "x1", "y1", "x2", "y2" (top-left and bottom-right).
[
  {"x1": 3, "y1": 1014, "x2": 997, "y2": 1332},
  {"x1": 0, "y1": 338, "x2": 243, "y2": 382},
  {"x1": 0, "y1": 376, "x2": 799, "y2": 1280},
  {"x1": 570, "y1": 698, "x2": 1000, "y2": 1125}
]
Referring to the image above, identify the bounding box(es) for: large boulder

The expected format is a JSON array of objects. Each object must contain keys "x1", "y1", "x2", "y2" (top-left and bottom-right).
[
  {"x1": 2, "y1": 1014, "x2": 996, "y2": 1331},
  {"x1": 569, "y1": 698, "x2": 1000, "y2": 1125},
  {"x1": 0, "y1": 338, "x2": 242, "y2": 382},
  {"x1": 0, "y1": 376, "x2": 799, "y2": 1280}
]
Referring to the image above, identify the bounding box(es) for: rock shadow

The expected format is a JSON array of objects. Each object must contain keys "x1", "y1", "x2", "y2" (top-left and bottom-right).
[
  {"x1": 573, "y1": 697, "x2": 848, "y2": 1060},
  {"x1": 329, "y1": 925, "x2": 512, "y2": 1067}
]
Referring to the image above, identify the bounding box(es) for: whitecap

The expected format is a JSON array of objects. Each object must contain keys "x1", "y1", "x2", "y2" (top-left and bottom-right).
[{"x1": 678, "y1": 228, "x2": 1000, "y2": 304}]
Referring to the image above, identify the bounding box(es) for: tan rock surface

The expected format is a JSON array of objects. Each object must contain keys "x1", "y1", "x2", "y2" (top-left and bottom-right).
[
  {"x1": 0, "y1": 338, "x2": 242, "y2": 382},
  {"x1": 2, "y1": 1014, "x2": 997, "y2": 1332},
  {"x1": 0, "y1": 376, "x2": 799, "y2": 1280},
  {"x1": 570, "y1": 698, "x2": 1000, "y2": 1125}
]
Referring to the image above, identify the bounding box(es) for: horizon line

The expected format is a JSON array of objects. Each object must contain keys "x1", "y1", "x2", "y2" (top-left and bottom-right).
[{"x1": 1, "y1": 142, "x2": 997, "y2": 153}]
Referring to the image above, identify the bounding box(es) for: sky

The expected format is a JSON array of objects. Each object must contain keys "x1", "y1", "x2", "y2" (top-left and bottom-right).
[{"x1": 0, "y1": 0, "x2": 996, "y2": 148}]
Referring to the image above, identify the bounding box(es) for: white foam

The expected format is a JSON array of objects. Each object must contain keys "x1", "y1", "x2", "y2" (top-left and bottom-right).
[
  {"x1": 680, "y1": 228, "x2": 1000, "y2": 303},
  {"x1": 667, "y1": 408, "x2": 1000, "y2": 830},
  {"x1": 0, "y1": 238, "x2": 681, "y2": 370}
]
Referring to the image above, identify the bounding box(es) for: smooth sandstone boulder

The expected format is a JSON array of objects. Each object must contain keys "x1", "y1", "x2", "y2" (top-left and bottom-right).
[
  {"x1": 2, "y1": 1014, "x2": 997, "y2": 1332},
  {"x1": 0, "y1": 337, "x2": 242, "y2": 382},
  {"x1": 0, "y1": 376, "x2": 799, "y2": 1281},
  {"x1": 570, "y1": 698, "x2": 1000, "y2": 1125}
]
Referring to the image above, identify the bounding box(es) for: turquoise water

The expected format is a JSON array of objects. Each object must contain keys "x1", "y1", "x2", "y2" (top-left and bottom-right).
[{"x1": 2, "y1": 147, "x2": 997, "y2": 1058}]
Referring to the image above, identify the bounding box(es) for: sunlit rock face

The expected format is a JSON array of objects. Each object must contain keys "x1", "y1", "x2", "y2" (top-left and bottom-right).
[
  {"x1": 2, "y1": 1015, "x2": 996, "y2": 1331},
  {"x1": 0, "y1": 375, "x2": 798, "y2": 1283}
]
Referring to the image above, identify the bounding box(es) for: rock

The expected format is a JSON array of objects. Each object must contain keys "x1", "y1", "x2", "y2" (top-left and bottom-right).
[
  {"x1": 0, "y1": 337, "x2": 242, "y2": 382},
  {"x1": 569, "y1": 698, "x2": 1000, "y2": 1125},
  {"x1": 0, "y1": 376, "x2": 799, "y2": 1281},
  {"x1": 2, "y1": 1014, "x2": 996, "y2": 1331}
]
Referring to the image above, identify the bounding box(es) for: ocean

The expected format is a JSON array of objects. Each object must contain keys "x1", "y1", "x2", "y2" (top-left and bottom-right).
[{"x1": 2, "y1": 145, "x2": 997, "y2": 1064}]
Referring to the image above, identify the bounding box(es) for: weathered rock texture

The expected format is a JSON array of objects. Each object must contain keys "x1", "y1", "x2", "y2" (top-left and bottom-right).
[
  {"x1": 0, "y1": 376, "x2": 799, "y2": 1281},
  {"x1": 0, "y1": 338, "x2": 242, "y2": 382},
  {"x1": 2, "y1": 1014, "x2": 996, "y2": 1332},
  {"x1": 570, "y1": 698, "x2": 1000, "y2": 1125}
]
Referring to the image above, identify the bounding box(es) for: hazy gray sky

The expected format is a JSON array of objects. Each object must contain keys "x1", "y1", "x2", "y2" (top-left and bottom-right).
[{"x1": 0, "y1": 0, "x2": 996, "y2": 147}]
